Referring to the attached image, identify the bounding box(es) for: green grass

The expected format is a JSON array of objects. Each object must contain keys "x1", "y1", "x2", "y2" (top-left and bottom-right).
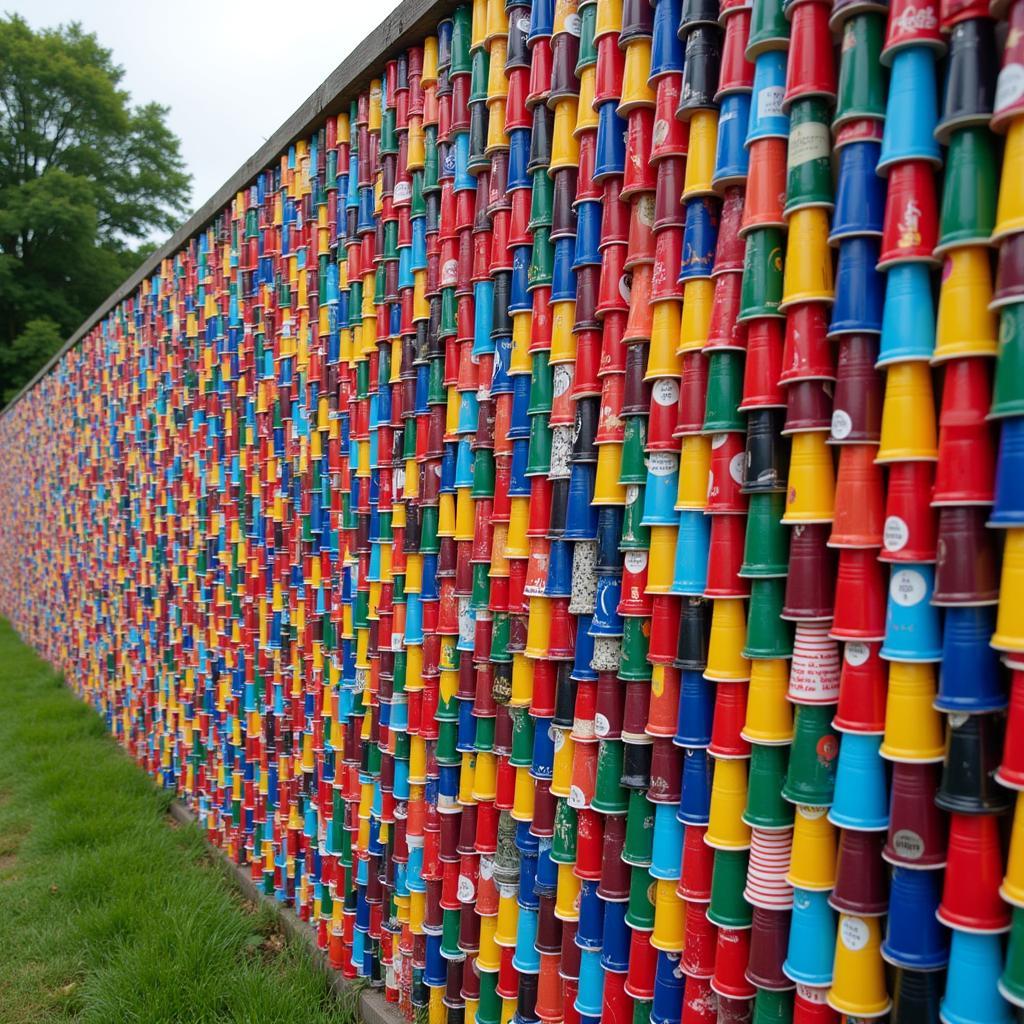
[{"x1": 0, "y1": 618, "x2": 356, "y2": 1024}]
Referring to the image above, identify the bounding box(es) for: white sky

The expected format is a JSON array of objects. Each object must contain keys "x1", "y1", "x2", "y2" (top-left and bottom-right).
[{"x1": 7, "y1": 0, "x2": 405, "y2": 241}]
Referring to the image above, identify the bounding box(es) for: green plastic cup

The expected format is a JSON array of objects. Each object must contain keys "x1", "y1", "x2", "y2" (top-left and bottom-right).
[
  {"x1": 993, "y1": 303, "x2": 1024, "y2": 418},
  {"x1": 740, "y1": 493, "x2": 790, "y2": 577},
  {"x1": 938, "y1": 127, "x2": 999, "y2": 252},
  {"x1": 526, "y1": 413, "x2": 553, "y2": 475},
  {"x1": 621, "y1": 485, "x2": 652, "y2": 550},
  {"x1": 785, "y1": 98, "x2": 834, "y2": 215},
  {"x1": 708, "y1": 848, "x2": 754, "y2": 927},
  {"x1": 782, "y1": 703, "x2": 840, "y2": 805},
  {"x1": 623, "y1": 788, "x2": 656, "y2": 866},
  {"x1": 625, "y1": 865, "x2": 657, "y2": 929},
  {"x1": 593, "y1": 738, "x2": 630, "y2": 814},
  {"x1": 529, "y1": 227, "x2": 555, "y2": 290},
  {"x1": 834, "y1": 14, "x2": 887, "y2": 127},
  {"x1": 743, "y1": 577, "x2": 794, "y2": 658},
  {"x1": 1000, "y1": 906, "x2": 1024, "y2": 1006},
  {"x1": 740, "y1": 228, "x2": 786, "y2": 321},
  {"x1": 703, "y1": 351, "x2": 747, "y2": 432},
  {"x1": 510, "y1": 706, "x2": 536, "y2": 767},
  {"x1": 552, "y1": 798, "x2": 578, "y2": 863},
  {"x1": 743, "y1": 743, "x2": 795, "y2": 829},
  {"x1": 472, "y1": 448, "x2": 496, "y2": 498},
  {"x1": 753, "y1": 987, "x2": 794, "y2": 1024},
  {"x1": 576, "y1": 4, "x2": 598, "y2": 74},
  {"x1": 619, "y1": 616, "x2": 653, "y2": 681},
  {"x1": 747, "y1": 0, "x2": 790, "y2": 58},
  {"x1": 529, "y1": 169, "x2": 554, "y2": 231},
  {"x1": 619, "y1": 417, "x2": 650, "y2": 485}
]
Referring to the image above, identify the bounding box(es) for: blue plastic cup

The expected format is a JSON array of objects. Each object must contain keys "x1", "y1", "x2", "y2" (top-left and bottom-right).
[
  {"x1": 992, "y1": 416, "x2": 1024, "y2": 527},
  {"x1": 518, "y1": 851, "x2": 540, "y2": 907},
  {"x1": 677, "y1": 746, "x2": 713, "y2": 824},
  {"x1": 455, "y1": 436, "x2": 476, "y2": 486},
  {"x1": 600, "y1": 900, "x2": 631, "y2": 971},
  {"x1": 671, "y1": 510, "x2": 711, "y2": 595},
  {"x1": 552, "y1": 237, "x2": 577, "y2": 302},
  {"x1": 405, "y1": 593, "x2": 424, "y2": 645},
  {"x1": 509, "y1": 438, "x2": 531, "y2": 495},
  {"x1": 574, "y1": 201, "x2": 604, "y2": 268},
  {"x1": 828, "y1": 732, "x2": 890, "y2": 831},
  {"x1": 595, "y1": 101, "x2": 629, "y2": 181},
  {"x1": 651, "y1": 802, "x2": 687, "y2": 879},
  {"x1": 572, "y1": 615, "x2": 598, "y2": 681},
  {"x1": 531, "y1": 717, "x2": 556, "y2": 781},
  {"x1": 576, "y1": 949, "x2": 606, "y2": 1015},
  {"x1": 565, "y1": 462, "x2": 600, "y2": 540},
  {"x1": 941, "y1": 931, "x2": 1014, "y2": 1024},
  {"x1": 508, "y1": 128, "x2": 532, "y2": 190},
  {"x1": 674, "y1": 669, "x2": 715, "y2": 747},
  {"x1": 457, "y1": 391, "x2": 479, "y2": 434},
  {"x1": 714, "y1": 93, "x2": 753, "y2": 187},
  {"x1": 877, "y1": 263, "x2": 936, "y2": 365},
  {"x1": 513, "y1": 906, "x2": 541, "y2": 973},
  {"x1": 937, "y1": 606, "x2": 1006, "y2": 711},
  {"x1": 651, "y1": 0, "x2": 685, "y2": 79},
  {"x1": 509, "y1": 376, "x2": 532, "y2": 439},
  {"x1": 510, "y1": 245, "x2": 532, "y2": 312},
  {"x1": 882, "y1": 867, "x2": 949, "y2": 971},
  {"x1": 454, "y1": 131, "x2": 474, "y2": 191},
  {"x1": 746, "y1": 52, "x2": 791, "y2": 144},
  {"x1": 879, "y1": 48, "x2": 942, "y2": 174},
  {"x1": 591, "y1": 574, "x2": 625, "y2": 636},
  {"x1": 679, "y1": 198, "x2": 721, "y2": 282},
  {"x1": 577, "y1": 880, "x2": 606, "y2": 950},
  {"x1": 829, "y1": 236, "x2": 885, "y2": 336},
  {"x1": 491, "y1": 335, "x2": 514, "y2": 395},
  {"x1": 546, "y1": 540, "x2": 573, "y2": 598},
  {"x1": 528, "y1": 0, "x2": 555, "y2": 40},
  {"x1": 651, "y1": 950, "x2": 686, "y2": 1024},
  {"x1": 881, "y1": 563, "x2": 944, "y2": 662},
  {"x1": 830, "y1": 141, "x2": 885, "y2": 241},
  {"x1": 643, "y1": 453, "x2": 682, "y2": 524},
  {"x1": 782, "y1": 888, "x2": 836, "y2": 986}
]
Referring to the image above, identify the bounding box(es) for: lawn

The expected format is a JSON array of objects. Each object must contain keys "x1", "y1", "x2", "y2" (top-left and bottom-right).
[{"x1": 0, "y1": 618, "x2": 356, "y2": 1024}]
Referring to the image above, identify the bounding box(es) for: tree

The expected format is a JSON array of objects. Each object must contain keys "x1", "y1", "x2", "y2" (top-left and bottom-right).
[{"x1": 0, "y1": 15, "x2": 191, "y2": 403}]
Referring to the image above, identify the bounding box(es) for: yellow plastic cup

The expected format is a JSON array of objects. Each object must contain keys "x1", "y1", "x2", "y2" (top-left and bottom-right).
[
  {"x1": 828, "y1": 915, "x2": 892, "y2": 1018},
  {"x1": 683, "y1": 111, "x2": 719, "y2": 198},
  {"x1": 679, "y1": 279, "x2": 715, "y2": 353},
  {"x1": 995, "y1": 118, "x2": 1024, "y2": 242},
  {"x1": 783, "y1": 430, "x2": 836, "y2": 523},
  {"x1": 878, "y1": 662, "x2": 946, "y2": 762},
  {"x1": 619, "y1": 38, "x2": 657, "y2": 114},
  {"x1": 648, "y1": 301, "x2": 685, "y2": 376},
  {"x1": 742, "y1": 658, "x2": 794, "y2": 744},
  {"x1": 993, "y1": 528, "x2": 1024, "y2": 652},
  {"x1": 786, "y1": 804, "x2": 838, "y2": 890},
  {"x1": 876, "y1": 360, "x2": 938, "y2": 462},
  {"x1": 651, "y1": 878, "x2": 688, "y2": 951},
  {"x1": 933, "y1": 247, "x2": 999, "y2": 361},
  {"x1": 781, "y1": 207, "x2": 835, "y2": 309},
  {"x1": 676, "y1": 433, "x2": 712, "y2": 510},
  {"x1": 705, "y1": 597, "x2": 753, "y2": 682},
  {"x1": 706, "y1": 756, "x2": 753, "y2": 849}
]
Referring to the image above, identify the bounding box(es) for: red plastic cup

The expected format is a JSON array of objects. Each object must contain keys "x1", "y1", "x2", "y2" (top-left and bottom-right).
[
  {"x1": 740, "y1": 319, "x2": 787, "y2": 409},
  {"x1": 879, "y1": 461, "x2": 937, "y2": 562},
  {"x1": 829, "y1": 443, "x2": 885, "y2": 549},
  {"x1": 706, "y1": 515, "x2": 751, "y2": 597},
  {"x1": 830, "y1": 548, "x2": 888, "y2": 640},
  {"x1": 781, "y1": 303, "x2": 837, "y2": 383},
  {"x1": 678, "y1": 823, "x2": 715, "y2": 902},
  {"x1": 878, "y1": 161, "x2": 940, "y2": 271},
  {"x1": 834, "y1": 640, "x2": 888, "y2": 733},
  {"x1": 706, "y1": 271, "x2": 748, "y2": 351},
  {"x1": 683, "y1": 900, "x2": 719, "y2": 977},
  {"x1": 937, "y1": 813, "x2": 1011, "y2": 932},
  {"x1": 932, "y1": 358, "x2": 996, "y2": 506},
  {"x1": 784, "y1": 1, "x2": 837, "y2": 105},
  {"x1": 712, "y1": 927, "x2": 756, "y2": 999}
]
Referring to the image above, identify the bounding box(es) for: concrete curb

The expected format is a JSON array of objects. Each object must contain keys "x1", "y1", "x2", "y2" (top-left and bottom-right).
[{"x1": 168, "y1": 799, "x2": 406, "y2": 1024}]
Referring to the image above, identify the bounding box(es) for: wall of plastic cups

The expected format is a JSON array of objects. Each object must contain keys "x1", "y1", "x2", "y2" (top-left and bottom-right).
[{"x1": 1, "y1": 0, "x2": 1024, "y2": 1021}]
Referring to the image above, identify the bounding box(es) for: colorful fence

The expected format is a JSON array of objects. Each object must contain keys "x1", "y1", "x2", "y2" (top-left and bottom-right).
[{"x1": 3, "y1": 0, "x2": 1024, "y2": 1020}]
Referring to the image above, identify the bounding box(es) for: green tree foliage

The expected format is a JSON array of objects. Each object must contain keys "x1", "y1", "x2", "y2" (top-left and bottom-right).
[{"x1": 0, "y1": 15, "x2": 191, "y2": 403}]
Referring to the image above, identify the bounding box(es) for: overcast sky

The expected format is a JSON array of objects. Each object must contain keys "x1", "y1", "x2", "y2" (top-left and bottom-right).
[{"x1": 8, "y1": 0, "x2": 405, "y2": 241}]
